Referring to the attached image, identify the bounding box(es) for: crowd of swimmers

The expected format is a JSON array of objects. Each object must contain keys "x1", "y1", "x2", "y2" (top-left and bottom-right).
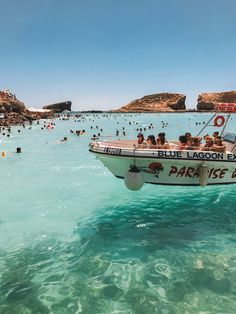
[
  {"x1": 70, "y1": 129, "x2": 86, "y2": 136},
  {"x1": 137, "y1": 131, "x2": 226, "y2": 153},
  {"x1": 0, "y1": 114, "x2": 228, "y2": 155}
]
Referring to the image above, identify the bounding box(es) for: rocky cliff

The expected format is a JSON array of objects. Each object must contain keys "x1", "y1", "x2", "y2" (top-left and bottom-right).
[
  {"x1": 197, "y1": 91, "x2": 236, "y2": 110},
  {"x1": 43, "y1": 101, "x2": 72, "y2": 113},
  {"x1": 0, "y1": 92, "x2": 26, "y2": 113},
  {"x1": 0, "y1": 91, "x2": 28, "y2": 125},
  {"x1": 0, "y1": 91, "x2": 54, "y2": 126},
  {"x1": 113, "y1": 93, "x2": 186, "y2": 112}
]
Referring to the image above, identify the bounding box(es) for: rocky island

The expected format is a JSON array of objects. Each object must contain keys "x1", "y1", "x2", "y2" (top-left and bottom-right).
[
  {"x1": 43, "y1": 101, "x2": 72, "y2": 113},
  {"x1": 197, "y1": 91, "x2": 236, "y2": 111},
  {"x1": 0, "y1": 90, "x2": 51, "y2": 126},
  {"x1": 1, "y1": 88, "x2": 236, "y2": 126},
  {"x1": 113, "y1": 90, "x2": 236, "y2": 113},
  {"x1": 113, "y1": 93, "x2": 186, "y2": 112},
  {"x1": 0, "y1": 90, "x2": 72, "y2": 126}
]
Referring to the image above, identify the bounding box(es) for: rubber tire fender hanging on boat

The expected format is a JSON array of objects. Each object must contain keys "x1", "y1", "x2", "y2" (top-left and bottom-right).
[
  {"x1": 199, "y1": 162, "x2": 208, "y2": 187},
  {"x1": 124, "y1": 165, "x2": 144, "y2": 191}
]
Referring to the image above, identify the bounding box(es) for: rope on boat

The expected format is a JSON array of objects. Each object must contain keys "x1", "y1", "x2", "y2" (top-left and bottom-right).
[
  {"x1": 220, "y1": 113, "x2": 231, "y2": 137},
  {"x1": 132, "y1": 144, "x2": 137, "y2": 165},
  {"x1": 197, "y1": 113, "x2": 217, "y2": 137}
]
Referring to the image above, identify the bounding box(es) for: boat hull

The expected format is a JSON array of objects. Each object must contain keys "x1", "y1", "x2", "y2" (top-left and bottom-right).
[{"x1": 90, "y1": 143, "x2": 236, "y2": 186}]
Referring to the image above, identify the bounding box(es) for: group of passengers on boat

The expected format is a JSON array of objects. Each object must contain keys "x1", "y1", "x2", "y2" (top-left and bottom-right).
[{"x1": 137, "y1": 131, "x2": 226, "y2": 153}]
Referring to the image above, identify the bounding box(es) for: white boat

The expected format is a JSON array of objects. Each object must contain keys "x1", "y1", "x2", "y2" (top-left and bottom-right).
[{"x1": 89, "y1": 104, "x2": 236, "y2": 189}]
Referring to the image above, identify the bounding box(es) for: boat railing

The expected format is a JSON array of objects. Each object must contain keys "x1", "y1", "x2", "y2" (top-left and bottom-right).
[
  {"x1": 90, "y1": 139, "x2": 230, "y2": 154},
  {"x1": 92, "y1": 140, "x2": 198, "y2": 151}
]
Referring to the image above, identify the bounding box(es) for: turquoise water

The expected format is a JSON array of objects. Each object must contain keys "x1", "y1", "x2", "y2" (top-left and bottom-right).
[{"x1": 1, "y1": 113, "x2": 236, "y2": 313}]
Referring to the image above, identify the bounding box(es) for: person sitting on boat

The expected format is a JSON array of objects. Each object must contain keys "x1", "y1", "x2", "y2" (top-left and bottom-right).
[
  {"x1": 156, "y1": 132, "x2": 170, "y2": 149},
  {"x1": 186, "y1": 137, "x2": 200, "y2": 150},
  {"x1": 147, "y1": 135, "x2": 157, "y2": 148},
  {"x1": 185, "y1": 132, "x2": 192, "y2": 140},
  {"x1": 213, "y1": 131, "x2": 219, "y2": 139},
  {"x1": 137, "y1": 133, "x2": 147, "y2": 148},
  {"x1": 178, "y1": 135, "x2": 187, "y2": 150},
  {"x1": 201, "y1": 136, "x2": 214, "y2": 151},
  {"x1": 212, "y1": 136, "x2": 226, "y2": 153}
]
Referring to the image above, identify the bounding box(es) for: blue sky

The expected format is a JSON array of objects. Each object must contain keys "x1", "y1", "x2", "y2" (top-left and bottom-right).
[{"x1": 0, "y1": 0, "x2": 235, "y2": 110}]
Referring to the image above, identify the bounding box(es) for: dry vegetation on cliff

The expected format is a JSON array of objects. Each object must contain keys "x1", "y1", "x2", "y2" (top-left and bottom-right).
[
  {"x1": 113, "y1": 93, "x2": 186, "y2": 112},
  {"x1": 197, "y1": 91, "x2": 236, "y2": 110}
]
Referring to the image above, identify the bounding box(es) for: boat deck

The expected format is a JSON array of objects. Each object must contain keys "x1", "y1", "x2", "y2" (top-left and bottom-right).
[
  {"x1": 92, "y1": 139, "x2": 232, "y2": 153},
  {"x1": 96, "y1": 139, "x2": 178, "y2": 148}
]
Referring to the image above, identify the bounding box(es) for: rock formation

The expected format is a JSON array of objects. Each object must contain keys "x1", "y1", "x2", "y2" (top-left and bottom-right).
[
  {"x1": 0, "y1": 92, "x2": 26, "y2": 113},
  {"x1": 0, "y1": 91, "x2": 28, "y2": 125},
  {"x1": 113, "y1": 93, "x2": 186, "y2": 112},
  {"x1": 0, "y1": 90, "x2": 53, "y2": 126},
  {"x1": 43, "y1": 101, "x2": 72, "y2": 113},
  {"x1": 197, "y1": 91, "x2": 236, "y2": 110}
]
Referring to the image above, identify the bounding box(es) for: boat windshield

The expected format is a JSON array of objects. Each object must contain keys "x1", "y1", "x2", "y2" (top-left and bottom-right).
[{"x1": 223, "y1": 133, "x2": 236, "y2": 144}]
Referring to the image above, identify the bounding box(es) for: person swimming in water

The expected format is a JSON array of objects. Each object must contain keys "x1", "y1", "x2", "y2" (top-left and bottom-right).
[
  {"x1": 61, "y1": 137, "x2": 68, "y2": 142},
  {"x1": 91, "y1": 134, "x2": 99, "y2": 140}
]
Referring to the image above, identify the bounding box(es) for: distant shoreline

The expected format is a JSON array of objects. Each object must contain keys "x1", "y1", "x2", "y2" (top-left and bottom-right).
[{"x1": 78, "y1": 110, "x2": 217, "y2": 114}]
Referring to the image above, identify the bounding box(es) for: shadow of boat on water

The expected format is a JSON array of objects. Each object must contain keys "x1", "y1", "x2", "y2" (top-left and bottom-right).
[{"x1": 75, "y1": 190, "x2": 236, "y2": 257}]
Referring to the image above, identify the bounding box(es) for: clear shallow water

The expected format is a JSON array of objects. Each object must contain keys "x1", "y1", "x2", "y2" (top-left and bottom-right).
[{"x1": 1, "y1": 113, "x2": 236, "y2": 313}]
